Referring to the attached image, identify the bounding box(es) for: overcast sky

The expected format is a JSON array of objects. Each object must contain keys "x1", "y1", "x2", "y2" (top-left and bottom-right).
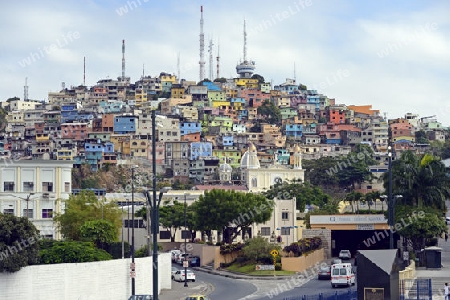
[{"x1": 1, "y1": 0, "x2": 449, "y2": 126}]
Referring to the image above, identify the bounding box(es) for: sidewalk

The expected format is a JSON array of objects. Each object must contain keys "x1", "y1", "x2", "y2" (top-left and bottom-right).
[{"x1": 415, "y1": 234, "x2": 450, "y2": 299}]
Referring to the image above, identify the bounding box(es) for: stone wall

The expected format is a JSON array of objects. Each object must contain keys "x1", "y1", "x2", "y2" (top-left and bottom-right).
[
  {"x1": 302, "y1": 229, "x2": 331, "y2": 258},
  {"x1": 0, "y1": 254, "x2": 171, "y2": 300},
  {"x1": 281, "y1": 248, "x2": 324, "y2": 272}
]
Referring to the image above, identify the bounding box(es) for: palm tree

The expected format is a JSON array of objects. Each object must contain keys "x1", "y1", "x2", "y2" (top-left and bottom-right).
[{"x1": 383, "y1": 151, "x2": 450, "y2": 210}]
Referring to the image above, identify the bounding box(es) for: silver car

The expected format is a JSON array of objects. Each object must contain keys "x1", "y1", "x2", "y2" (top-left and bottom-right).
[{"x1": 339, "y1": 250, "x2": 351, "y2": 260}]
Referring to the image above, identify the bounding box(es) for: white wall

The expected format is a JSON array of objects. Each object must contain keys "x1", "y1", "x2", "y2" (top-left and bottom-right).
[{"x1": 0, "y1": 254, "x2": 171, "y2": 300}]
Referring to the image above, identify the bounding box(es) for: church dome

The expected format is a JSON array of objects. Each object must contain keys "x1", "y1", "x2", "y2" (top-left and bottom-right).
[
  {"x1": 240, "y1": 143, "x2": 260, "y2": 169},
  {"x1": 219, "y1": 162, "x2": 232, "y2": 172}
]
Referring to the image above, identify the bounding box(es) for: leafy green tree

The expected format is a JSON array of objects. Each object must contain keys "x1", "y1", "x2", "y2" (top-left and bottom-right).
[
  {"x1": 53, "y1": 191, "x2": 122, "y2": 241},
  {"x1": 415, "y1": 130, "x2": 429, "y2": 144},
  {"x1": 257, "y1": 100, "x2": 281, "y2": 125},
  {"x1": 242, "y1": 236, "x2": 280, "y2": 264},
  {"x1": 80, "y1": 219, "x2": 117, "y2": 250},
  {"x1": 0, "y1": 214, "x2": 40, "y2": 272},
  {"x1": 384, "y1": 151, "x2": 450, "y2": 210},
  {"x1": 213, "y1": 77, "x2": 227, "y2": 83},
  {"x1": 335, "y1": 145, "x2": 376, "y2": 190},
  {"x1": 38, "y1": 240, "x2": 112, "y2": 264},
  {"x1": 251, "y1": 74, "x2": 265, "y2": 83},
  {"x1": 159, "y1": 200, "x2": 185, "y2": 242},
  {"x1": 262, "y1": 180, "x2": 330, "y2": 212},
  {"x1": 302, "y1": 157, "x2": 340, "y2": 196},
  {"x1": 134, "y1": 243, "x2": 162, "y2": 258},
  {"x1": 249, "y1": 121, "x2": 262, "y2": 132},
  {"x1": 394, "y1": 206, "x2": 447, "y2": 251},
  {"x1": 193, "y1": 190, "x2": 274, "y2": 242}
]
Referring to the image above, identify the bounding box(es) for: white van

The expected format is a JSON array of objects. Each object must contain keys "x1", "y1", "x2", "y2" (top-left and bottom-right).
[{"x1": 331, "y1": 263, "x2": 355, "y2": 288}]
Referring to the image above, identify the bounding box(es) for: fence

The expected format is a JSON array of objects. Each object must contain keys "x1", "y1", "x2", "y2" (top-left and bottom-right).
[
  {"x1": 399, "y1": 278, "x2": 432, "y2": 300},
  {"x1": 283, "y1": 289, "x2": 357, "y2": 300}
]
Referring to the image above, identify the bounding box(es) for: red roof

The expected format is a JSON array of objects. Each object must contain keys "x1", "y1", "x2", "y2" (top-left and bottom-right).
[{"x1": 194, "y1": 185, "x2": 248, "y2": 191}]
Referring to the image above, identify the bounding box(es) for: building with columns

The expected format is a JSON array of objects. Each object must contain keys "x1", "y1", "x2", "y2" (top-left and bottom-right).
[{"x1": 0, "y1": 159, "x2": 73, "y2": 239}]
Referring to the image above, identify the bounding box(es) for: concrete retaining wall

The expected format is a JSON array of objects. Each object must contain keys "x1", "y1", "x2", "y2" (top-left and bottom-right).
[
  {"x1": 0, "y1": 253, "x2": 171, "y2": 300},
  {"x1": 281, "y1": 248, "x2": 324, "y2": 272}
]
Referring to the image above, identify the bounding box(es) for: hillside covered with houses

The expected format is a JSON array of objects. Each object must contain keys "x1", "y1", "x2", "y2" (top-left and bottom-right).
[{"x1": 1, "y1": 71, "x2": 448, "y2": 192}]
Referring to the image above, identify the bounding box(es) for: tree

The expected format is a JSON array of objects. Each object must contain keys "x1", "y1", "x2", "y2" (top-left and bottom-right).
[
  {"x1": 303, "y1": 157, "x2": 339, "y2": 192},
  {"x1": 0, "y1": 214, "x2": 40, "y2": 272},
  {"x1": 335, "y1": 145, "x2": 376, "y2": 190},
  {"x1": 262, "y1": 179, "x2": 330, "y2": 212},
  {"x1": 213, "y1": 77, "x2": 227, "y2": 83},
  {"x1": 80, "y1": 219, "x2": 117, "y2": 250},
  {"x1": 251, "y1": 74, "x2": 265, "y2": 83},
  {"x1": 158, "y1": 200, "x2": 186, "y2": 242},
  {"x1": 242, "y1": 236, "x2": 280, "y2": 264},
  {"x1": 384, "y1": 151, "x2": 450, "y2": 210},
  {"x1": 257, "y1": 100, "x2": 281, "y2": 125},
  {"x1": 53, "y1": 191, "x2": 122, "y2": 241},
  {"x1": 394, "y1": 206, "x2": 447, "y2": 252},
  {"x1": 193, "y1": 190, "x2": 274, "y2": 243},
  {"x1": 38, "y1": 240, "x2": 112, "y2": 264},
  {"x1": 415, "y1": 130, "x2": 429, "y2": 144}
]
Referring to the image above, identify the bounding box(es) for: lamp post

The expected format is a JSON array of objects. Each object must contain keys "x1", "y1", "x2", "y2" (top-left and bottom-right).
[
  {"x1": 388, "y1": 146, "x2": 393, "y2": 249},
  {"x1": 147, "y1": 109, "x2": 172, "y2": 300},
  {"x1": 131, "y1": 165, "x2": 138, "y2": 296},
  {"x1": 8, "y1": 193, "x2": 36, "y2": 218},
  {"x1": 183, "y1": 192, "x2": 190, "y2": 287}
]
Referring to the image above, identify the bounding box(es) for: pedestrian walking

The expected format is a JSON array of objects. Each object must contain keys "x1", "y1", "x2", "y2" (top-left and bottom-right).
[
  {"x1": 444, "y1": 282, "x2": 449, "y2": 300},
  {"x1": 445, "y1": 233, "x2": 448, "y2": 242}
]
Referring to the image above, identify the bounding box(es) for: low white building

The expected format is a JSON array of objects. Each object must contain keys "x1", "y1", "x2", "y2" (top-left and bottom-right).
[{"x1": 0, "y1": 159, "x2": 73, "y2": 239}]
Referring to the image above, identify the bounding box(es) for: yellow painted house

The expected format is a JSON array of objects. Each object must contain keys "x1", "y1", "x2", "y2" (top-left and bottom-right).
[
  {"x1": 110, "y1": 134, "x2": 131, "y2": 155},
  {"x1": 234, "y1": 78, "x2": 259, "y2": 88},
  {"x1": 213, "y1": 149, "x2": 242, "y2": 168}
]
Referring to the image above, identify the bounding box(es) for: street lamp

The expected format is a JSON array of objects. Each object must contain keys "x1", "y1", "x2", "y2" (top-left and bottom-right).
[
  {"x1": 183, "y1": 192, "x2": 190, "y2": 288},
  {"x1": 130, "y1": 165, "x2": 138, "y2": 296},
  {"x1": 8, "y1": 193, "x2": 36, "y2": 218}
]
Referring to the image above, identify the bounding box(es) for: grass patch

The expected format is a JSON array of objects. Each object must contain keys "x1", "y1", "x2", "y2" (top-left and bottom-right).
[{"x1": 226, "y1": 262, "x2": 296, "y2": 276}]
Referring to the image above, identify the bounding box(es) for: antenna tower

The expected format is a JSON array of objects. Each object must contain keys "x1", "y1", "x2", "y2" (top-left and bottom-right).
[
  {"x1": 216, "y1": 44, "x2": 220, "y2": 79},
  {"x1": 208, "y1": 39, "x2": 214, "y2": 80},
  {"x1": 24, "y1": 77, "x2": 29, "y2": 101},
  {"x1": 83, "y1": 56, "x2": 86, "y2": 86},
  {"x1": 122, "y1": 39, "x2": 125, "y2": 80},
  {"x1": 177, "y1": 53, "x2": 180, "y2": 82},
  {"x1": 199, "y1": 6, "x2": 205, "y2": 81}
]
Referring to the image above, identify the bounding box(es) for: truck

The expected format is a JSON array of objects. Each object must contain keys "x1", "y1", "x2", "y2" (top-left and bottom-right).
[{"x1": 331, "y1": 263, "x2": 355, "y2": 288}]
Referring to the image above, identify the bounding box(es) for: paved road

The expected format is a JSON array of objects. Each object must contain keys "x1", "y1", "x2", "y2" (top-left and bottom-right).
[{"x1": 160, "y1": 264, "x2": 257, "y2": 300}]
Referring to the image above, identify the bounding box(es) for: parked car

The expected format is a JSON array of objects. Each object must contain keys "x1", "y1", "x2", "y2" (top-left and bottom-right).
[
  {"x1": 446, "y1": 216, "x2": 450, "y2": 225},
  {"x1": 185, "y1": 296, "x2": 210, "y2": 300},
  {"x1": 176, "y1": 253, "x2": 191, "y2": 264},
  {"x1": 173, "y1": 269, "x2": 196, "y2": 282},
  {"x1": 189, "y1": 256, "x2": 201, "y2": 267},
  {"x1": 317, "y1": 265, "x2": 331, "y2": 280},
  {"x1": 331, "y1": 258, "x2": 342, "y2": 265},
  {"x1": 171, "y1": 249, "x2": 182, "y2": 262},
  {"x1": 128, "y1": 295, "x2": 153, "y2": 300},
  {"x1": 171, "y1": 266, "x2": 179, "y2": 279},
  {"x1": 339, "y1": 250, "x2": 351, "y2": 260}
]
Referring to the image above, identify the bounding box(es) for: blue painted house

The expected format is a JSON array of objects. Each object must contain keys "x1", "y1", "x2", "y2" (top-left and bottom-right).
[
  {"x1": 114, "y1": 115, "x2": 137, "y2": 134},
  {"x1": 190, "y1": 142, "x2": 213, "y2": 160},
  {"x1": 180, "y1": 122, "x2": 201, "y2": 135},
  {"x1": 286, "y1": 124, "x2": 303, "y2": 139}
]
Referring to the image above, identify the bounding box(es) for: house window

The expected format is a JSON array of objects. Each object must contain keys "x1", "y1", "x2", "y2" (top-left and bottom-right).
[
  {"x1": 3, "y1": 209, "x2": 14, "y2": 215},
  {"x1": 159, "y1": 230, "x2": 171, "y2": 240},
  {"x1": 23, "y1": 209, "x2": 33, "y2": 218},
  {"x1": 42, "y1": 182, "x2": 53, "y2": 192},
  {"x1": 260, "y1": 227, "x2": 271, "y2": 236},
  {"x1": 23, "y1": 182, "x2": 34, "y2": 192},
  {"x1": 64, "y1": 182, "x2": 70, "y2": 193},
  {"x1": 281, "y1": 227, "x2": 290, "y2": 235},
  {"x1": 282, "y1": 212, "x2": 289, "y2": 220},
  {"x1": 42, "y1": 209, "x2": 53, "y2": 218},
  {"x1": 4, "y1": 182, "x2": 15, "y2": 192}
]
